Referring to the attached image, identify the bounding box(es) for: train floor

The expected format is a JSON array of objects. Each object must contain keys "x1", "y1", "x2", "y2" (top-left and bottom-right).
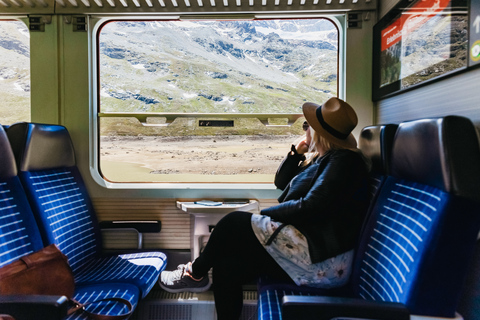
[
  {"x1": 131, "y1": 285, "x2": 258, "y2": 320},
  {"x1": 131, "y1": 250, "x2": 258, "y2": 320}
]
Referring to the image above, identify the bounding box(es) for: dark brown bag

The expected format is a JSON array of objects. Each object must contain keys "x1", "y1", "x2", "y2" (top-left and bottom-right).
[
  {"x1": 0, "y1": 244, "x2": 133, "y2": 320},
  {"x1": 0, "y1": 244, "x2": 75, "y2": 298}
]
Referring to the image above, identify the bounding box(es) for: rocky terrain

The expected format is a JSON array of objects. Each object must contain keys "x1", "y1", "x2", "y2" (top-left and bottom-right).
[
  {"x1": 98, "y1": 19, "x2": 338, "y2": 122},
  {"x1": 99, "y1": 134, "x2": 299, "y2": 183}
]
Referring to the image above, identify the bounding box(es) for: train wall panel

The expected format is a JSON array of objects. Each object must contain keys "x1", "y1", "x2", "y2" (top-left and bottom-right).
[
  {"x1": 377, "y1": 67, "x2": 480, "y2": 126},
  {"x1": 92, "y1": 197, "x2": 279, "y2": 250}
]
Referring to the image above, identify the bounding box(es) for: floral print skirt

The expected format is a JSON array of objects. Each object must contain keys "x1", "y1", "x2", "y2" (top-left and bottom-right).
[{"x1": 251, "y1": 214, "x2": 353, "y2": 288}]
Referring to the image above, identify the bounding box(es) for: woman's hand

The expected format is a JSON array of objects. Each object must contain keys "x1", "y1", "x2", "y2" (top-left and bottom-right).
[{"x1": 295, "y1": 139, "x2": 309, "y2": 155}]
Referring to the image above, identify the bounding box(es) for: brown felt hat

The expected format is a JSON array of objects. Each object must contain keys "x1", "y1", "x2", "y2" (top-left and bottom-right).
[{"x1": 302, "y1": 97, "x2": 358, "y2": 148}]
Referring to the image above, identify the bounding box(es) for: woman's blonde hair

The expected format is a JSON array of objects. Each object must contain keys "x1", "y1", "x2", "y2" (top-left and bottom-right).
[
  {"x1": 301, "y1": 127, "x2": 368, "y2": 168},
  {"x1": 302, "y1": 129, "x2": 340, "y2": 166}
]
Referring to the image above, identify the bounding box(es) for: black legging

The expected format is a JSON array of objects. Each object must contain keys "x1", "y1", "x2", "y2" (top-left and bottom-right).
[{"x1": 191, "y1": 211, "x2": 291, "y2": 320}]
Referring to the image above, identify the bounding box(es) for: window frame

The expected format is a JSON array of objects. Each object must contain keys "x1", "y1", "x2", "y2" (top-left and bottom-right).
[{"x1": 89, "y1": 13, "x2": 345, "y2": 190}]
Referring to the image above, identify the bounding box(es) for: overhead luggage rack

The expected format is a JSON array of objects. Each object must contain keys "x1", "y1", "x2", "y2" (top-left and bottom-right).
[
  {"x1": 0, "y1": 0, "x2": 375, "y2": 15},
  {"x1": 54, "y1": 0, "x2": 376, "y2": 13}
]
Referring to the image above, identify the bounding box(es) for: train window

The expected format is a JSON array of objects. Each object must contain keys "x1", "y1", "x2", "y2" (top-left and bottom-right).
[
  {"x1": 0, "y1": 20, "x2": 30, "y2": 124},
  {"x1": 97, "y1": 17, "x2": 340, "y2": 184}
]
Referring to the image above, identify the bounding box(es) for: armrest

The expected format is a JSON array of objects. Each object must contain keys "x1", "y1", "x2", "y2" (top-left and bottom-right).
[
  {"x1": 100, "y1": 220, "x2": 161, "y2": 249},
  {"x1": 99, "y1": 220, "x2": 161, "y2": 233},
  {"x1": 0, "y1": 295, "x2": 69, "y2": 320},
  {"x1": 282, "y1": 295, "x2": 410, "y2": 320}
]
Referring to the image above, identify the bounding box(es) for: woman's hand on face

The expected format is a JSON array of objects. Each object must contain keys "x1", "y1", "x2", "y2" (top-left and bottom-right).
[{"x1": 295, "y1": 139, "x2": 309, "y2": 155}]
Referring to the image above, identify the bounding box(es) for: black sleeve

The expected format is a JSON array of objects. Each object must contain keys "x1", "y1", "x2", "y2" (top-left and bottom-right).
[
  {"x1": 263, "y1": 150, "x2": 367, "y2": 224},
  {"x1": 274, "y1": 145, "x2": 306, "y2": 190}
]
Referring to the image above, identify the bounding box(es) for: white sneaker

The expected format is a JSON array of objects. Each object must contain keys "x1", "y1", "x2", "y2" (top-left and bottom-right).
[{"x1": 159, "y1": 263, "x2": 211, "y2": 293}]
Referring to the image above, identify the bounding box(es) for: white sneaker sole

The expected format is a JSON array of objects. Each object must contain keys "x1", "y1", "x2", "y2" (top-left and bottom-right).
[{"x1": 159, "y1": 281, "x2": 211, "y2": 293}]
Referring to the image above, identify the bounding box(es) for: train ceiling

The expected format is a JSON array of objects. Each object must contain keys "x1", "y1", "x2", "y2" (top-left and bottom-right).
[{"x1": 0, "y1": 0, "x2": 375, "y2": 15}]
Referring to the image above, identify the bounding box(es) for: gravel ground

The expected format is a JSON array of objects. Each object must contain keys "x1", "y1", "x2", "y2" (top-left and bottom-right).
[{"x1": 99, "y1": 135, "x2": 302, "y2": 182}]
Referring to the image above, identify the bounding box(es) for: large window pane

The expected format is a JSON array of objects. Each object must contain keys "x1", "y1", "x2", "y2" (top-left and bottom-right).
[
  {"x1": 0, "y1": 20, "x2": 30, "y2": 124},
  {"x1": 98, "y1": 18, "x2": 338, "y2": 183}
]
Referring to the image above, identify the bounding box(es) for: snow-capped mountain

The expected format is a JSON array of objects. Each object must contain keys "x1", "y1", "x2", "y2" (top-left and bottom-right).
[
  {"x1": 98, "y1": 19, "x2": 338, "y2": 114},
  {"x1": 0, "y1": 19, "x2": 338, "y2": 123}
]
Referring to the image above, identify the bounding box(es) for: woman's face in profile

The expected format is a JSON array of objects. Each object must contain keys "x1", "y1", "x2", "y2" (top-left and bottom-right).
[{"x1": 305, "y1": 126, "x2": 312, "y2": 148}]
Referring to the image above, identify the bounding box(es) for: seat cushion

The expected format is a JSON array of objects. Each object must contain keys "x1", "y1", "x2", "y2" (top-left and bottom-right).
[
  {"x1": 258, "y1": 280, "x2": 347, "y2": 320},
  {"x1": 67, "y1": 283, "x2": 140, "y2": 320},
  {"x1": 74, "y1": 252, "x2": 167, "y2": 298}
]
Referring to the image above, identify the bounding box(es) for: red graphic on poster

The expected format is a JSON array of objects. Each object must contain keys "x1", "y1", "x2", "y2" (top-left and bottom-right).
[{"x1": 381, "y1": 0, "x2": 451, "y2": 51}]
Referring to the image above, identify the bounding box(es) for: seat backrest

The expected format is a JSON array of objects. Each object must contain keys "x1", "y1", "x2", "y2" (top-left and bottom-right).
[
  {"x1": 358, "y1": 124, "x2": 398, "y2": 209},
  {"x1": 6, "y1": 122, "x2": 102, "y2": 273},
  {"x1": 351, "y1": 116, "x2": 480, "y2": 318},
  {"x1": 0, "y1": 125, "x2": 43, "y2": 268}
]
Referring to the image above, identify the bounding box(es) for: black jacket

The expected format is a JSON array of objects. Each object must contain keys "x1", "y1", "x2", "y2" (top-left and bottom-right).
[{"x1": 261, "y1": 147, "x2": 369, "y2": 264}]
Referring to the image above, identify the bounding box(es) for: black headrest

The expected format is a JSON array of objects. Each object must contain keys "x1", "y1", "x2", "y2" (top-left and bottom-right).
[
  {"x1": 0, "y1": 125, "x2": 17, "y2": 179},
  {"x1": 391, "y1": 116, "x2": 480, "y2": 202},
  {"x1": 359, "y1": 124, "x2": 398, "y2": 176},
  {"x1": 6, "y1": 123, "x2": 76, "y2": 172}
]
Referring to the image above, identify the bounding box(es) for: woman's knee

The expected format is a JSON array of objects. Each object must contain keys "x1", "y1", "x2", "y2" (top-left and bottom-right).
[
  {"x1": 218, "y1": 211, "x2": 252, "y2": 225},
  {"x1": 212, "y1": 211, "x2": 252, "y2": 236}
]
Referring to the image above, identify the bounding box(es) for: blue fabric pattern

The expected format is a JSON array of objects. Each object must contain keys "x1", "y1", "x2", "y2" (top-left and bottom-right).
[
  {"x1": 0, "y1": 177, "x2": 43, "y2": 267},
  {"x1": 20, "y1": 168, "x2": 100, "y2": 272},
  {"x1": 258, "y1": 286, "x2": 335, "y2": 320},
  {"x1": 259, "y1": 289, "x2": 283, "y2": 320},
  {"x1": 356, "y1": 177, "x2": 446, "y2": 304},
  {"x1": 74, "y1": 252, "x2": 167, "y2": 295},
  {"x1": 66, "y1": 283, "x2": 140, "y2": 320}
]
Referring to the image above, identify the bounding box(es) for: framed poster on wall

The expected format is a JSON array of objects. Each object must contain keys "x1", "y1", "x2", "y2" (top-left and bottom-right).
[{"x1": 372, "y1": 0, "x2": 469, "y2": 101}]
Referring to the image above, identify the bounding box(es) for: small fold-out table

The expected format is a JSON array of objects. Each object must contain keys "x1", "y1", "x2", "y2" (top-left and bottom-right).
[{"x1": 177, "y1": 200, "x2": 260, "y2": 260}]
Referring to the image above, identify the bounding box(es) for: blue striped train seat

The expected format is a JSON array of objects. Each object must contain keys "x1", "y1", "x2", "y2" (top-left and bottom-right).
[
  {"x1": 358, "y1": 124, "x2": 398, "y2": 208},
  {"x1": 5, "y1": 122, "x2": 167, "y2": 299},
  {"x1": 259, "y1": 116, "x2": 480, "y2": 320},
  {"x1": 0, "y1": 126, "x2": 44, "y2": 272},
  {"x1": 0, "y1": 125, "x2": 142, "y2": 320},
  {"x1": 257, "y1": 123, "x2": 398, "y2": 319}
]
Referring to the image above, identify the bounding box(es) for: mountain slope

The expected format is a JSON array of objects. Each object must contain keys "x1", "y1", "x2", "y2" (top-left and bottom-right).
[{"x1": 99, "y1": 19, "x2": 338, "y2": 115}]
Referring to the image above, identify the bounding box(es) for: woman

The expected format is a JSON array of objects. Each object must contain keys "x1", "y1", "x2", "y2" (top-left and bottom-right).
[{"x1": 159, "y1": 97, "x2": 370, "y2": 319}]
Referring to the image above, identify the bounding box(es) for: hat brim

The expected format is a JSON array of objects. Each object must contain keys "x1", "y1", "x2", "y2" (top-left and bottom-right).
[{"x1": 303, "y1": 102, "x2": 357, "y2": 149}]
